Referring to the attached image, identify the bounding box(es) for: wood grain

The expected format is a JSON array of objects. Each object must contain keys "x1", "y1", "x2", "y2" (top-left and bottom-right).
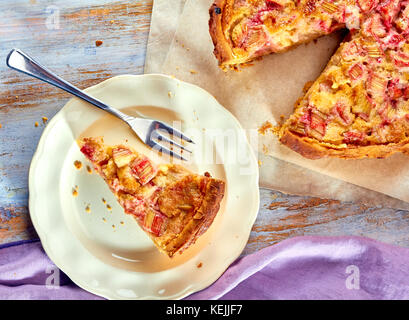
[
  {"x1": 243, "y1": 189, "x2": 409, "y2": 255},
  {"x1": 0, "y1": 0, "x2": 153, "y2": 243},
  {"x1": 1, "y1": 0, "x2": 409, "y2": 254}
]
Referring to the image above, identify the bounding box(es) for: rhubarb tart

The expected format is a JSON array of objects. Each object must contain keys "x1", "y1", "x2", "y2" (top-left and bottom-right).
[
  {"x1": 78, "y1": 137, "x2": 225, "y2": 257},
  {"x1": 210, "y1": 0, "x2": 409, "y2": 159}
]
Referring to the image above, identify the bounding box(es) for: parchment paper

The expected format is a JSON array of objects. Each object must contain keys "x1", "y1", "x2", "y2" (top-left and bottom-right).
[
  {"x1": 144, "y1": 0, "x2": 187, "y2": 74},
  {"x1": 145, "y1": 0, "x2": 409, "y2": 210}
]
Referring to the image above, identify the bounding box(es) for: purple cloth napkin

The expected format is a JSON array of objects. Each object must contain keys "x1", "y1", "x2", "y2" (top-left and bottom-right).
[
  {"x1": 2, "y1": 236, "x2": 409, "y2": 300},
  {"x1": 0, "y1": 240, "x2": 101, "y2": 300}
]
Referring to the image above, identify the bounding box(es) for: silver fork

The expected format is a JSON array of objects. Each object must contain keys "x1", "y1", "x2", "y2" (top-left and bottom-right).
[{"x1": 6, "y1": 48, "x2": 193, "y2": 160}]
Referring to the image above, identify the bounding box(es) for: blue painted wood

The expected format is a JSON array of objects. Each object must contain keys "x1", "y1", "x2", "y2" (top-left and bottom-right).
[
  {"x1": 1, "y1": 0, "x2": 409, "y2": 254},
  {"x1": 0, "y1": 0, "x2": 152, "y2": 243}
]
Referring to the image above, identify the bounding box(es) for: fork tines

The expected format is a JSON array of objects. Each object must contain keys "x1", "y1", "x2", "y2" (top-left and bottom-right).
[{"x1": 149, "y1": 121, "x2": 194, "y2": 161}]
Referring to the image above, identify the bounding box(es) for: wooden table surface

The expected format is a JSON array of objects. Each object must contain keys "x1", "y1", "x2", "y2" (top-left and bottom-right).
[{"x1": 2, "y1": 0, "x2": 409, "y2": 255}]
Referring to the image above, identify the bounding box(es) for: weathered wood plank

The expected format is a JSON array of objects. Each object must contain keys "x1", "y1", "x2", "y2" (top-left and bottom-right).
[
  {"x1": 0, "y1": 0, "x2": 153, "y2": 243},
  {"x1": 1, "y1": 0, "x2": 409, "y2": 254},
  {"x1": 243, "y1": 189, "x2": 409, "y2": 255}
]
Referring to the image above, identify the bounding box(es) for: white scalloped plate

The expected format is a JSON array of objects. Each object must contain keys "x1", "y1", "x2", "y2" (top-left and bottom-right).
[{"x1": 28, "y1": 74, "x2": 259, "y2": 300}]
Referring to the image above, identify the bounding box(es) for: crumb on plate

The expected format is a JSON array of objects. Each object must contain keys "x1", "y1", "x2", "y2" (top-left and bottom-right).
[
  {"x1": 74, "y1": 160, "x2": 82, "y2": 170},
  {"x1": 72, "y1": 186, "x2": 79, "y2": 197}
]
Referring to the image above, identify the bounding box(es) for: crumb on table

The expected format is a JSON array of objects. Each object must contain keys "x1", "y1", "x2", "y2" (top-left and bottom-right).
[
  {"x1": 197, "y1": 262, "x2": 203, "y2": 268},
  {"x1": 258, "y1": 121, "x2": 273, "y2": 135},
  {"x1": 95, "y1": 40, "x2": 103, "y2": 47},
  {"x1": 42, "y1": 117, "x2": 48, "y2": 124},
  {"x1": 262, "y1": 144, "x2": 268, "y2": 154},
  {"x1": 34, "y1": 122, "x2": 39, "y2": 127},
  {"x1": 189, "y1": 69, "x2": 197, "y2": 74},
  {"x1": 241, "y1": 62, "x2": 254, "y2": 68}
]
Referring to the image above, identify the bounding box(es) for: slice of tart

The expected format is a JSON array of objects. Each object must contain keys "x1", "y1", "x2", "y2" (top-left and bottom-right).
[
  {"x1": 78, "y1": 137, "x2": 225, "y2": 257},
  {"x1": 209, "y1": 0, "x2": 363, "y2": 68}
]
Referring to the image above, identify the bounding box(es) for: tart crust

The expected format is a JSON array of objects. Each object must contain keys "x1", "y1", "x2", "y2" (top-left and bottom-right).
[
  {"x1": 162, "y1": 179, "x2": 225, "y2": 255},
  {"x1": 280, "y1": 129, "x2": 409, "y2": 159},
  {"x1": 209, "y1": 0, "x2": 237, "y2": 67}
]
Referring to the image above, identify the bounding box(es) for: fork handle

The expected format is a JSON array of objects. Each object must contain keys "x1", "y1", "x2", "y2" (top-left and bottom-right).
[{"x1": 6, "y1": 48, "x2": 134, "y2": 123}]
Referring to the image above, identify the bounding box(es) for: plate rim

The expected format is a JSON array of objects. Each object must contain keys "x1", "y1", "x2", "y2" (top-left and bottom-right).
[{"x1": 28, "y1": 73, "x2": 260, "y2": 299}]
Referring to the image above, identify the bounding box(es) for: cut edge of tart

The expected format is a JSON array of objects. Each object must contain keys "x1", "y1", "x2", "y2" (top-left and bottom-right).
[{"x1": 78, "y1": 137, "x2": 225, "y2": 257}]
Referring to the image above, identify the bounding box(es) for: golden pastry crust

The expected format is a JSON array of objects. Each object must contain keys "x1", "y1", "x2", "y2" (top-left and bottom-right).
[
  {"x1": 78, "y1": 137, "x2": 225, "y2": 257},
  {"x1": 280, "y1": 129, "x2": 409, "y2": 159},
  {"x1": 163, "y1": 179, "x2": 225, "y2": 255},
  {"x1": 209, "y1": 0, "x2": 235, "y2": 66}
]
